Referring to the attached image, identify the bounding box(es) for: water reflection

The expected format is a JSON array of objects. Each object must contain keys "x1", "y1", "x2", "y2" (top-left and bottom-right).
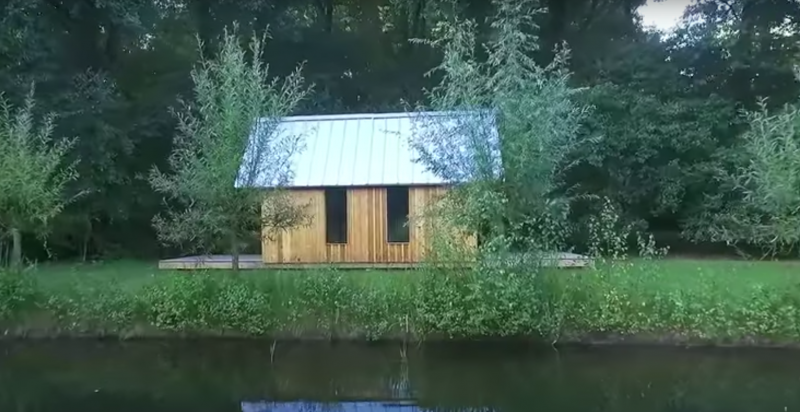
[
  {"x1": 242, "y1": 401, "x2": 421, "y2": 412},
  {"x1": 0, "y1": 341, "x2": 798, "y2": 412}
]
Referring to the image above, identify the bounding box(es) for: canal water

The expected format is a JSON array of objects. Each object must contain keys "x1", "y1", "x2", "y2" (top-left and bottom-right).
[{"x1": 0, "y1": 340, "x2": 798, "y2": 411}]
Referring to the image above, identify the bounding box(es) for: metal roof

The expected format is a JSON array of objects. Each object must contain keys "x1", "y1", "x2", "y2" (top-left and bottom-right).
[{"x1": 235, "y1": 111, "x2": 499, "y2": 188}]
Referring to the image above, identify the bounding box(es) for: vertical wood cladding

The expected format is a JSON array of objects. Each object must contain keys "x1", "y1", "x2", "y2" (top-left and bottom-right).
[{"x1": 262, "y1": 186, "x2": 469, "y2": 264}]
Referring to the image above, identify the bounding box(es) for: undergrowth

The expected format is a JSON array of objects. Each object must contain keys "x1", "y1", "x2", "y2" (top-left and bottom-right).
[{"x1": 0, "y1": 261, "x2": 799, "y2": 343}]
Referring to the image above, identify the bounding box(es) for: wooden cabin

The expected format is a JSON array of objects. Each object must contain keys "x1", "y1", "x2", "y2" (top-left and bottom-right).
[
  {"x1": 158, "y1": 111, "x2": 593, "y2": 270},
  {"x1": 240, "y1": 112, "x2": 493, "y2": 266}
]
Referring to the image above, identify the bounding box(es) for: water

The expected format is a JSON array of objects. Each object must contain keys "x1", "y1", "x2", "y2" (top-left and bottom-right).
[{"x1": 0, "y1": 340, "x2": 798, "y2": 411}]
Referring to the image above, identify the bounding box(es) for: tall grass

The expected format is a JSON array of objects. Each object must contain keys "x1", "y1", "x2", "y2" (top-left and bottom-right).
[{"x1": 0, "y1": 258, "x2": 800, "y2": 344}]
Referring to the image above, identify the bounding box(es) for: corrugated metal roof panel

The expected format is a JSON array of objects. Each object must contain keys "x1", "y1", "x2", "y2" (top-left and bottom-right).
[{"x1": 236, "y1": 111, "x2": 498, "y2": 188}]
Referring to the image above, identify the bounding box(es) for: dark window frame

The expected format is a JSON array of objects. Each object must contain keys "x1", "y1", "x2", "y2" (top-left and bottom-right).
[
  {"x1": 324, "y1": 187, "x2": 348, "y2": 244},
  {"x1": 386, "y1": 186, "x2": 410, "y2": 243}
]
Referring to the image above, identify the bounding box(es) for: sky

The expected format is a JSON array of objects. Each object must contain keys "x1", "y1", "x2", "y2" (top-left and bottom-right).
[{"x1": 638, "y1": 0, "x2": 693, "y2": 31}]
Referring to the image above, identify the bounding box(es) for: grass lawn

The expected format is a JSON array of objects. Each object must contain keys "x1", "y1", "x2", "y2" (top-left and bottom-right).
[
  {"x1": 609, "y1": 258, "x2": 800, "y2": 294},
  {"x1": 27, "y1": 257, "x2": 800, "y2": 297},
  {"x1": 28, "y1": 259, "x2": 419, "y2": 295}
]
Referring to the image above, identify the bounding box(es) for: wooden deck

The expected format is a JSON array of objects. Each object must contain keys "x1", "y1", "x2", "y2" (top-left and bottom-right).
[
  {"x1": 158, "y1": 254, "x2": 265, "y2": 270},
  {"x1": 158, "y1": 252, "x2": 592, "y2": 270}
]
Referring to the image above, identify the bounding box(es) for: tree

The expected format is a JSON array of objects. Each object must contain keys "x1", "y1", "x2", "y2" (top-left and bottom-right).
[
  {"x1": 692, "y1": 96, "x2": 800, "y2": 257},
  {"x1": 0, "y1": 0, "x2": 167, "y2": 260},
  {"x1": 149, "y1": 26, "x2": 311, "y2": 271},
  {"x1": 0, "y1": 88, "x2": 80, "y2": 269},
  {"x1": 682, "y1": 0, "x2": 800, "y2": 110},
  {"x1": 410, "y1": 0, "x2": 590, "y2": 260},
  {"x1": 566, "y1": 32, "x2": 738, "y2": 234}
]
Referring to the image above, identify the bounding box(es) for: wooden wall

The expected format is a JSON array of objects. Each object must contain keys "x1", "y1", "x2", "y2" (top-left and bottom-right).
[{"x1": 262, "y1": 186, "x2": 459, "y2": 264}]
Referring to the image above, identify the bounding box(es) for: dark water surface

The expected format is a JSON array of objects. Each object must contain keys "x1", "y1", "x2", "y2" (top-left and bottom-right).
[{"x1": 1, "y1": 340, "x2": 799, "y2": 411}]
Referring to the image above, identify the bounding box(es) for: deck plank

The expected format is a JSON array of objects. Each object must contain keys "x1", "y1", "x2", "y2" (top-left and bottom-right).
[{"x1": 158, "y1": 253, "x2": 592, "y2": 270}]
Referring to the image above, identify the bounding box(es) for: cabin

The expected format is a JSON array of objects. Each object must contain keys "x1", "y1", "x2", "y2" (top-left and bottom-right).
[
  {"x1": 157, "y1": 111, "x2": 592, "y2": 270},
  {"x1": 241, "y1": 111, "x2": 485, "y2": 267}
]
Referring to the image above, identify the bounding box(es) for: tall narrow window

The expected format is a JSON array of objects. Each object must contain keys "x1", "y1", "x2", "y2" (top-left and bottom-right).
[
  {"x1": 325, "y1": 188, "x2": 347, "y2": 244},
  {"x1": 387, "y1": 186, "x2": 410, "y2": 243}
]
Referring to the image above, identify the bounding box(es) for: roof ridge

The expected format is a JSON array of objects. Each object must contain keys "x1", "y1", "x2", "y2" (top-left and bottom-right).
[
  {"x1": 280, "y1": 112, "x2": 413, "y2": 122},
  {"x1": 267, "y1": 109, "x2": 489, "y2": 123}
]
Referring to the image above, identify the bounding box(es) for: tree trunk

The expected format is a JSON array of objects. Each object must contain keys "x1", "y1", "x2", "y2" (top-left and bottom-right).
[
  {"x1": 10, "y1": 228, "x2": 22, "y2": 271},
  {"x1": 230, "y1": 233, "x2": 240, "y2": 273},
  {"x1": 315, "y1": 0, "x2": 334, "y2": 33},
  {"x1": 411, "y1": 0, "x2": 426, "y2": 40},
  {"x1": 231, "y1": 251, "x2": 240, "y2": 273},
  {"x1": 81, "y1": 234, "x2": 89, "y2": 262},
  {"x1": 81, "y1": 217, "x2": 92, "y2": 262},
  {"x1": 1, "y1": 240, "x2": 7, "y2": 267}
]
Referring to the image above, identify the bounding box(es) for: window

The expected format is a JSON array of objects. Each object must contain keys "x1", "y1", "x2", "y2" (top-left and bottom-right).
[
  {"x1": 386, "y1": 186, "x2": 410, "y2": 243},
  {"x1": 325, "y1": 188, "x2": 347, "y2": 244}
]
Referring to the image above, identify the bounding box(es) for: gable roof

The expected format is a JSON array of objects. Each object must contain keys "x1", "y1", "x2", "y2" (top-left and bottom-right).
[{"x1": 235, "y1": 111, "x2": 498, "y2": 189}]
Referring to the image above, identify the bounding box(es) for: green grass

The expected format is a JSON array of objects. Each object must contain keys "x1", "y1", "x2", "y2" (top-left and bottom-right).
[
  {"x1": 32, "y1": 260, "x2": 161, "y2": 293},
  {"x1": 30, "y1": 257, "x2": 800, "y2": 296},
  {"x1": 594, "y1": 258, "x2": 799, "y2": 294},
  {"x1": 1, "y1": 257, "x2": 799, "y2": 344},
  {"x1": 26, "y1": 257, "x2": 800, "y2": 314},
  {"x1": 31, "y1": 260, "x2": 413, "y2": 288},
  {"x1": 30, "y1": 260, "x2": 425, "y2": 310}
]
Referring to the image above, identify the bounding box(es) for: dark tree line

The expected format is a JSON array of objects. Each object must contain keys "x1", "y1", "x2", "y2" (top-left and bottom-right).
[{"x1": 1, "y1": 0, "x2": 799, "y2": 261}]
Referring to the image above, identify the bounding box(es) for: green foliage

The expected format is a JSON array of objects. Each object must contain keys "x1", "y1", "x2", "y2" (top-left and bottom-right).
[
  {"x1": 587, "y1": 198, "x2": 668, "y2": 262},
  {"x1": 412, "y1": 0, "x2": 590, "y2": 262},
  {"x1": 1, "y1": 0, "x2": 800, "y2": 347},
  {"x1": 142, "y1": 275, "x2": 220, "y2": 332},
  {"x1": 551, "y1": 265, "x2": 800, "y2": 341},
  {"x1": 46, "y1": 282, "x2": 140, "y2": 333},
  {"x1": 690, "y1": 98, "x2": 800, "y2": 256},
  {"x1": 0, "y1": 0, "x2": 795, "y2": 261},
  {"x1": 149, "y1": 26, "x2": 311, "y2": 265},
  {"x1": 0, "y1": 88, "x2": 80, "y2": 267},
  {"x1": 0, "y1": 269, "x2": 38, "y2": 319},
  {"x1": 421, "y1": 267, "x2": 556, "y2": 338},
  {"x1": 141, "y1": 274, "x2": 274, "y2": 335},
  {"x1": 573, "y1": 81, "x2": 736, "y2": 226},
  {"x1": 0, "y1": 258, "x2": 799, "y2": 345}
]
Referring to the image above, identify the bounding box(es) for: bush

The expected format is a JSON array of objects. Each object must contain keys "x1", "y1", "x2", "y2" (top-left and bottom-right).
[
  {"x1": 141, "y1": 274, "x2": 219, "y2": 332},
  {"x1": 0, "y1": 269, "x2": 38, "y2": 320}
]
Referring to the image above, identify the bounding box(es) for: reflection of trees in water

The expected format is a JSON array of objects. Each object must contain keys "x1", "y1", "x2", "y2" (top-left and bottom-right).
[
  {"x1": 388, "y1": 346, "x2": 412, "y2": 399},
  {"x1": 420, "y1": 408, "x2": 496, "y2": 412},
  {"x1": 3, "y1": 343, "x2": 800, "y2": 412},
  {"x1": 241, "y1": 401, "x2": 421, "y2": 412},
  {"x1": 240, "y1": 401, "x2": 499, "y2": 412}
]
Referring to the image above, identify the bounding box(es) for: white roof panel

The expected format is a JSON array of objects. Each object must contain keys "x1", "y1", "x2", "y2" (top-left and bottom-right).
[{"x1": 236, "y1": 111, "x2": 498, "y2": 188}]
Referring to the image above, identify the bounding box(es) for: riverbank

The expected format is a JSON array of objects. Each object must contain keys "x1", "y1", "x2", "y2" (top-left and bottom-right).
[{"x1": 0, "y1": 258, "x2": 799, "y2": 345}]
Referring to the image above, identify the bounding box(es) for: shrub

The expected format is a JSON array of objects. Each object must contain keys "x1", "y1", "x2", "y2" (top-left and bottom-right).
[
  {"x1": 0, "y1": 268, "x2": 38, "y2": 320},
  {"x1": 141, "y1": 274, "x2": 220, "y2": 332}
]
